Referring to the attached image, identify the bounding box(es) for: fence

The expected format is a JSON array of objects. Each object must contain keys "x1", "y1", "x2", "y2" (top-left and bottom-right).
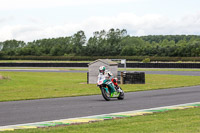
[
  {"x1": 117, "y1": 71, "x2": 145, "y2": 84},
  {"x1": 0, "y1": 62, "x2": 200, "y2": 68}
]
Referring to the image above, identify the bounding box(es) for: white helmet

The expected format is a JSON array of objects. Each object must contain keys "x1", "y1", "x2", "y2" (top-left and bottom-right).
[{"x1": 99, "y1": 66, "x2": 106, "y2": 74}]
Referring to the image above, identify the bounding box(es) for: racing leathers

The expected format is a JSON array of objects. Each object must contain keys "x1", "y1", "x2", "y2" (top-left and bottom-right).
[{"x1": 97, "y1": 73, "x2": 116, "y2": 93}]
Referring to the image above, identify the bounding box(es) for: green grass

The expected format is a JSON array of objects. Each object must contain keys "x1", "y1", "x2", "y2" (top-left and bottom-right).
[
  {"x1": 1, "y1": 72, "x2": 200, "y2": 102},
  {"x1": 5, "y1": 107, "x2": 200, "y2": 133}
]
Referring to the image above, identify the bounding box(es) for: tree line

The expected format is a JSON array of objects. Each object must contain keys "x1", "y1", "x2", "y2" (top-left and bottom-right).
[{"x1": 0, "y1": 29, "x2": 200, "y2": 57}]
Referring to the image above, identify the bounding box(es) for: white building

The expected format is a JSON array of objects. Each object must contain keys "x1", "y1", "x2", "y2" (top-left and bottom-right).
[{"x1": 88, "y1": 59, "x2": 118, "y2": 84}]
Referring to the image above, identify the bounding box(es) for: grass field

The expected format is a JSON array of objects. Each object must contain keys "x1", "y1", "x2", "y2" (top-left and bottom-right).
[
  {"x1": 4, "y1": 107, "x2": 200, "y2": 133},
  {"x1": 1, "y1": 72, "x2": 200, "y2": 102}
]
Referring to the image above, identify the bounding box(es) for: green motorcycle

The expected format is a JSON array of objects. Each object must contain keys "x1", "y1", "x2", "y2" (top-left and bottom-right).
[{"x1": 97, "y1": 79, "x2": 124, "y2": 101}]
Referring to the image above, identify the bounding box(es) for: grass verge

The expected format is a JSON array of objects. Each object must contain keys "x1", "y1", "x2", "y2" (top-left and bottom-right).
[
  {"x1": 5, "y1": 107, "x2": 200, "y2": 133},
  {"x1": 0, "y1": 72, "x2": 200, "y2": 102}
]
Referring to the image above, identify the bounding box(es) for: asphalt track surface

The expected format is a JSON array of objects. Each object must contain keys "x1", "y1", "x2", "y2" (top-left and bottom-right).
[
  {"x1": 0, "y1": 69, "x2": 200, "y2": 126},
  {"x1": 0, "y1": 86, "x2": 200, "y2": 126}
]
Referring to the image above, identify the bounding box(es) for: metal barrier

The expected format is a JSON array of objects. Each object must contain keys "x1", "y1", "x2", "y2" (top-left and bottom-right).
[
  {"x1": 118, "y1": 71, "x2": 145, "y2": 84},
  {"x1": 1, "y1": 62, "x2": 200, "y2": 68}
]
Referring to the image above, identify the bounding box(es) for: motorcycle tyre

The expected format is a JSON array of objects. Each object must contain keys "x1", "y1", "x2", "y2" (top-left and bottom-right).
[
  {"x1": 101, "y1": 87, "x2": 111, "y2": 101},
  {"x1": 118, "y1": 88, "x2": 124, "y2": 100}
]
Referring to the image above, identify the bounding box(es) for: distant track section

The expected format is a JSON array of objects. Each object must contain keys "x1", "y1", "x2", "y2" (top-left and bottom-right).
[
  {"x1": 0, "y1": 63, "x2": 88, "y2": 67},
  {"x1": 1, "y1": 69, "x2": 200, "y2": 76}
]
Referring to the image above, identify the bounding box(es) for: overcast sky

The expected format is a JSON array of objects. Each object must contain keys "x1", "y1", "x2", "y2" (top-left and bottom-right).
[{"x1": 0, "y1": 0, "x2": 200, "y2": 42}]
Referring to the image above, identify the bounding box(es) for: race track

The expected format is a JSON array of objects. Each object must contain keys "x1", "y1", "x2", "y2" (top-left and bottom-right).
[
  {"x1": 0, "y1": 85, "x2": 200, "y2": 126},
  {"x1": 0, "y1": 69, "x2": 200, "y2": 127}
]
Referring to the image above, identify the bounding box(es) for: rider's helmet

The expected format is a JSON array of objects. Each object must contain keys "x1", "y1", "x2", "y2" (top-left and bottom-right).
[{"x1": 99, "y1": 66, "x2": 106, "y2": 74}]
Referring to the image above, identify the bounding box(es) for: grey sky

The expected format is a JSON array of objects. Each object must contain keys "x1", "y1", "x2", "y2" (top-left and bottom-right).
[{"x1": 0, "y1": 0, "x2": 200, "y2": 42}]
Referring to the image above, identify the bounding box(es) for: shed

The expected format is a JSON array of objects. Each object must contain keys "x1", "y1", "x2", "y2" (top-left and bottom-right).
[{"x1": 88, "y1": 59, "x2": 118, "y2": 84}]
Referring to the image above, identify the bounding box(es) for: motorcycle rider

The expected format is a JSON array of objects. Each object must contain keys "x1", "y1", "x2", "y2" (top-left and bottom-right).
[{"x1": 97, "y1": 66, "x2": 119, "y2": 92}]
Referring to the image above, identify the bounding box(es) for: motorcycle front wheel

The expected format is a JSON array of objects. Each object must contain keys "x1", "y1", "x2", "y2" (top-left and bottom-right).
[
  {"x1": 118, "y1": 88, "x2": 124, "y2": 100},
  {"x1": 101, "y1": 87, "x2": 111, "y2": 101}
]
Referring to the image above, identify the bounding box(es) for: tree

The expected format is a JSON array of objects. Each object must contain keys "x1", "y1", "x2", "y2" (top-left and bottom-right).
[{"x1": 71, "y1": 30, "x2": 86, "y2": 55}]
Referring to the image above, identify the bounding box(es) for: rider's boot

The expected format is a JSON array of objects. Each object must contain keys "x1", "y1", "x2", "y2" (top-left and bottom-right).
[
  {"x1": 116, "y1": 85, "x2": 123, "y2": 92},
  {"x1": 115, "y1": 85, "x2": 120, "y2": 92}
]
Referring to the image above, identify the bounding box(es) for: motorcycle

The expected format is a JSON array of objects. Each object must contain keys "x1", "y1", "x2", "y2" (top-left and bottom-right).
[{"x1": 97, "y1": 79, "x2": 125, "y2": 101}]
